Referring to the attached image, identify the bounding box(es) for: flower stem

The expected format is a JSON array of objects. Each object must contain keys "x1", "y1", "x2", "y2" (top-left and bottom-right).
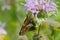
[{"x1": 37, "y1": 24, "x2": 41, "y2": 40}]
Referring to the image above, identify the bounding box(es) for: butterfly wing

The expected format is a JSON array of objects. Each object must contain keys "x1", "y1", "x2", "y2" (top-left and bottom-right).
[{"x1": 19, "y1": 14, "x2": 36, "y2": 35}]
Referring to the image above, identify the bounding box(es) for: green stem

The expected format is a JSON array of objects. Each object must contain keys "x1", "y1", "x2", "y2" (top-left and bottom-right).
[{"x1": 37, "y1": 24, "x2": 41, "y2": 40}]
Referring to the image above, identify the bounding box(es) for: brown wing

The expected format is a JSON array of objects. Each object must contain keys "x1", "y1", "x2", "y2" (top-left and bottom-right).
[
  {"x1": 19, "y1": 13, "x2": 36, "y2": 35},
  {"x1": 19, "y1": 17, "x2": 31, "y2": 35}
]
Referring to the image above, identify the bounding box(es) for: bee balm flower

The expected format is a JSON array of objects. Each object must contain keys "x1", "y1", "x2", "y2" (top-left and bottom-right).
[
  {"x1": 25, "y1": 0, "x2": 39, "y2": 15},
  {"x1": 39, "y1": 0, "x2": 58, "y2": 14}
]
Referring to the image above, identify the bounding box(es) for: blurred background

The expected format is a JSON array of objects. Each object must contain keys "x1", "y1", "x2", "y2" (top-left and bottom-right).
[{"x1": 0, "y1": 0, "x2": 60, "y2": 40}]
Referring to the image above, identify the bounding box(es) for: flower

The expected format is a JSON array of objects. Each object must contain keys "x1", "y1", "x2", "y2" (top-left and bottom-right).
[
  {"x1": 25, "y1": 0, "x2": 58, "y2": 16},
  {"x1": 25, "y1": 0, "x2": 39, "y2": 14},
  {"x1": 2, "y1": 4, "x2": 11, "y2": 11},
  {"x1": 39, "y1": 0, "x2": 58, "y2": 14},
  {"x1": 0, "y1": 27, "x2": 7, "y2": 35},
  {"x1": 0, "y1": 22, "x2": 7, "y2": 35}
]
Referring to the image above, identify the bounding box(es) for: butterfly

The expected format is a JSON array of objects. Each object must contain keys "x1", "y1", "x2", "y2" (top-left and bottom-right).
[{"x1": 19, "y1": 13, "x2": 36, "y2": 35}]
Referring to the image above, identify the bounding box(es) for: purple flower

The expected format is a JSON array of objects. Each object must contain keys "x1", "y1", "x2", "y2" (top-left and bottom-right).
[
  {"x1": 25, "y1": 0, "x2": 39, "y2": 14},
  {"x1": 25, "y1": 0, "x2": 57, "y2": 15},
  {"x1": 45, "y1": 3, "x2": 56, "y2": 13},
  {"x1": 0, "y1": 22, "x2": 7, "y2": 35},
  {"x1": 39, "y1": 0, "x2": 57, "y2": 14},
  {"x1": 0, "y1": 27, "x2": 7, "y2": 35}
]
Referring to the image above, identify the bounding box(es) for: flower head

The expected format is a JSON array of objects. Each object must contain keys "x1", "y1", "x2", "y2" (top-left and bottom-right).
[
  {"x1": 25, "y1": 0, "x2": 58, "y2": 16},
  {"x1": 39, "y1": 0, "x2": 58, "y2": 14},
  {"x1": 2, "y1": 4, "x2": 11, "y2": 11},
  {"x1": 0, "y1": 22, "x2": 7, "y2": 35},
  {"x1": 25, "y1": 0, "x2": 39, "y2": 15}
]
